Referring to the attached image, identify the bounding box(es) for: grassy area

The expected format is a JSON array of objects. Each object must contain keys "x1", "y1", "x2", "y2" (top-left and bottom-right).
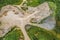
[
  {"x1": 56, "y1": 0, "x2": 60, "y2": 21},
  {"x1": 26, "y1": 0, "x2": 56, "y2": 7},
  {"x1": 0, "y1": 26, "x2": 24, "y2": 40},
  {"x1": 53, "y1": 0, "x2": 60, "y2": 35},
  {"x1": 0, "y1": 0, "x2": 23, "y2": 9},
  {"x1": 27, "y1": 0, "x2": 45, "y2": 7},
  {"x1": 25, "y1": 25, "x2": 59, "y2": 40}
]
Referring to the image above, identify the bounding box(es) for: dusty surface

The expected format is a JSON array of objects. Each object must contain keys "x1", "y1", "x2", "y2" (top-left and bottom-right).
[{"x1": 0, "y1": 0, "x2": 56, "y2": 40}]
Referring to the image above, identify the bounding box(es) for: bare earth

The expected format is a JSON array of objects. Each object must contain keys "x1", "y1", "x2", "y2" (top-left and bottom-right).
[{"x1": 0, "y1": 0, "x2": 56, "y2": 40}]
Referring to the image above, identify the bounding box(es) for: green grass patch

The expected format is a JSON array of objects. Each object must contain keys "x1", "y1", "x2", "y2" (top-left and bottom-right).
[
  {"x1": 0, "y1": 0, "x2": 23, "y2": 9},
  {"x1": 25, "y1": 25, "x2": 59, "y2": 40},
  {"x1": 0, "y1": 26, "x2": 24, "y2": 40},
  {"x1": 27, "y1": 0, "x2": 46, "y2": 7},
  {"x1": 53, "y1": 0, "x2": 60, "y2": 36}
]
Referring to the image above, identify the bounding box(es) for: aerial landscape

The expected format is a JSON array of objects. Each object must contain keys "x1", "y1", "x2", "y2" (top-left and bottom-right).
[{"x1": 0, "y1": 0, "x2": 60, "y2": 40}]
